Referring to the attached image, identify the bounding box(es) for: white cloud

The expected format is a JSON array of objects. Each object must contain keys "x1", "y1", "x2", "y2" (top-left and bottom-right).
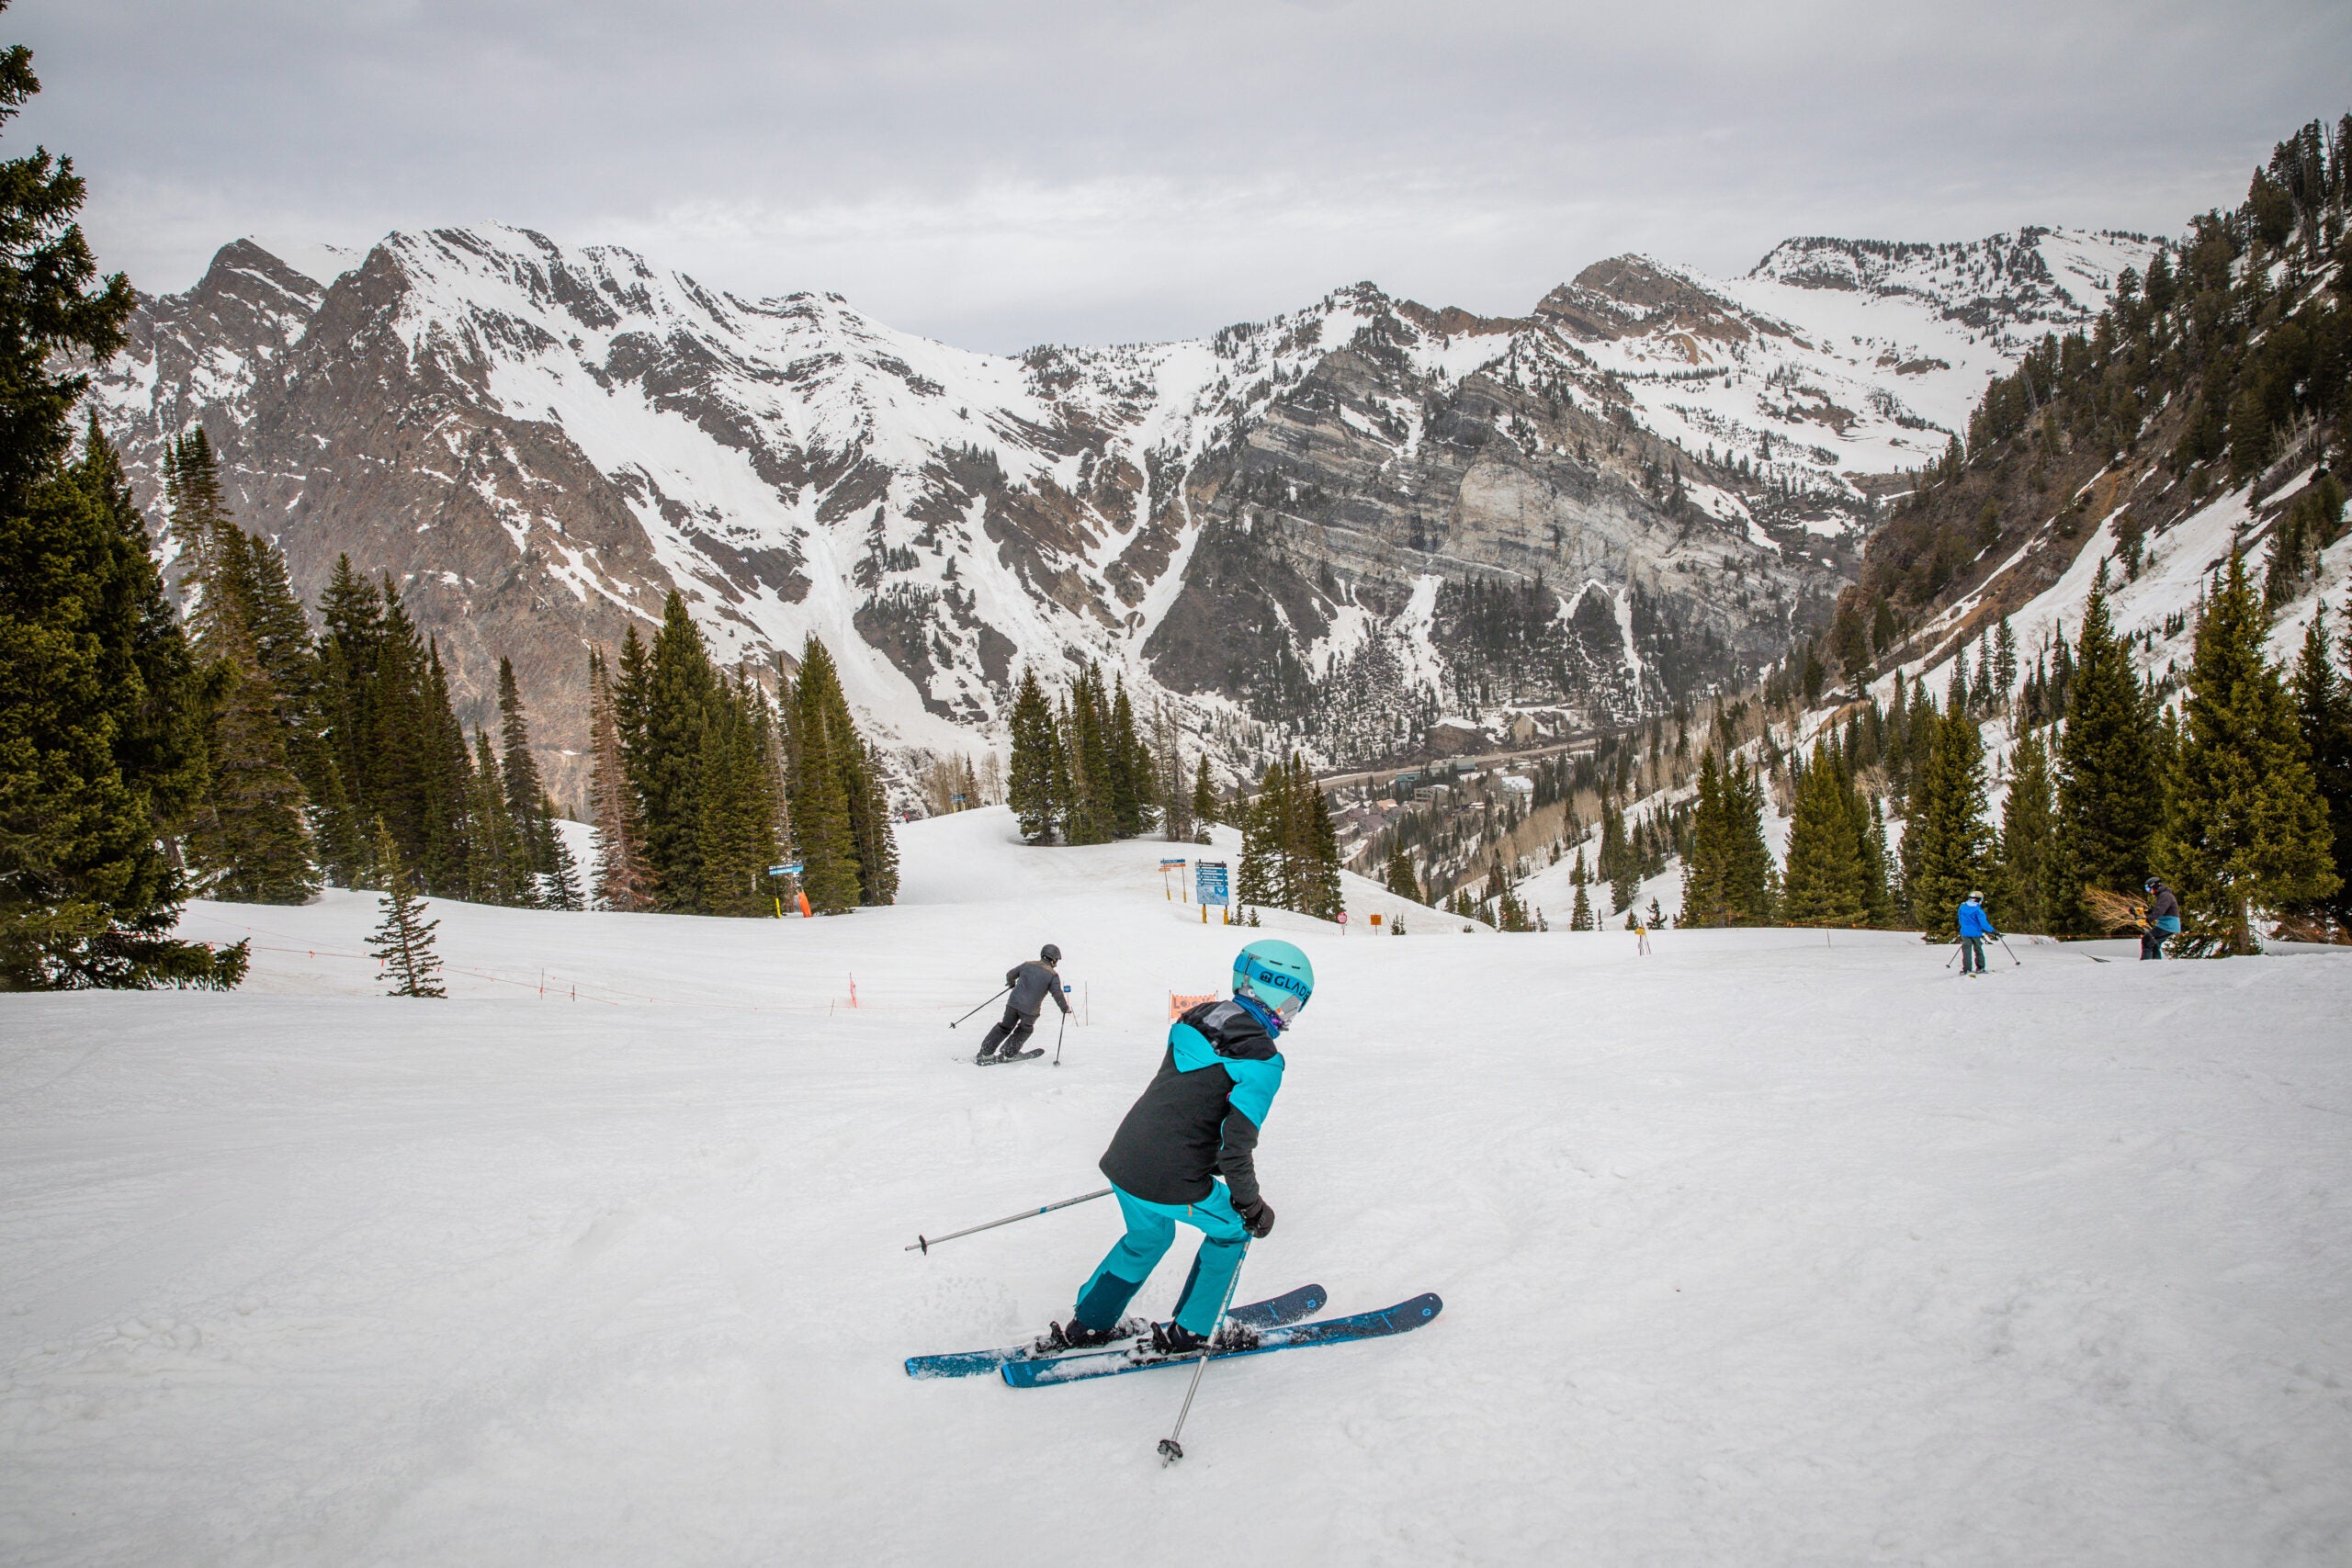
[{"x1": 14, "y1": 0, "x2": 2349, "y2": 350}]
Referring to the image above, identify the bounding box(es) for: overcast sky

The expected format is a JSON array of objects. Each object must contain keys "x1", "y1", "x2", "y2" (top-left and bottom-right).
[{"x1": 15, "y1": 1, "x2": 2349, "y2": 353}]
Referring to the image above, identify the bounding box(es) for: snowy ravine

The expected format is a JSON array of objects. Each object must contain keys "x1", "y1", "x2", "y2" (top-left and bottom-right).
[{"x1": 4, "y1": 808, "x2": 2348, "y2": 1565}]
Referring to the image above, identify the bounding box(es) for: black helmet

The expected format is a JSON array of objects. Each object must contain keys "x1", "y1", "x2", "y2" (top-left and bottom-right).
[
  {"x1": 1040, "y1": 943, "x2": 1061, "y2": 964},
  {"x1": 2143, "y1": 878, "x2": 2157, "y2": 892}
]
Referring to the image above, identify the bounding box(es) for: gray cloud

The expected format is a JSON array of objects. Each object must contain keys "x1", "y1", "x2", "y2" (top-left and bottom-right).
[{"x1": 14, "y1": 0, "x2": 2348, "y2": 350}]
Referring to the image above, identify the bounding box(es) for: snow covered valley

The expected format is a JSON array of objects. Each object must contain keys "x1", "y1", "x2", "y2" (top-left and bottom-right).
[{"x1": 5, "y1": 808, "x2": 2350, "y2": 1565}]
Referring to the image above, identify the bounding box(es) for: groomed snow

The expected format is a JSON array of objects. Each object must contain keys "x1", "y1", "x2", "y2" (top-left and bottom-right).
[{"x1": 5, "y1": 808, "x2": 2349, "y2": 1564}]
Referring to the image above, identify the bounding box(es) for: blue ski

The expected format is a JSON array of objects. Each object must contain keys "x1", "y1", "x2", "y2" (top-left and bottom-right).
[
  {"x1": 1001, "y1": 1292, "x2": 1442, "y2": 1388},
  {"x1": 904, "y1": 1284, "x2": 1328, "y2": 1381}
]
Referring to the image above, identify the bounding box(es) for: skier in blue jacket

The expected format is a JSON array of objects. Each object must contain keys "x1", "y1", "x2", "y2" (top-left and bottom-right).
[
  {"x1": 1040, "y1": 939, "x2": 1312, "y2": 1357},
  {"x1": 1956, "y1": 890, "x2": 1999, "y2": 976}
]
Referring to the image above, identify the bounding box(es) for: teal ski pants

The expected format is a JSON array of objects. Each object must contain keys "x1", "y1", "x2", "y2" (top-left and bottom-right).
[{"x1": 1072, "y1": 1182, "x2": 1248, "y2": 1336}]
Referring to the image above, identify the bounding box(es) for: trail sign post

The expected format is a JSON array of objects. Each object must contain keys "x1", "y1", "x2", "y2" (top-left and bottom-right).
[
  {"x1": 1159, "y1": 858, "x2": 1189, "y2": 900},
  {"x1": 1194, "y1": 861, "x2": 1229, "y2": 923}
]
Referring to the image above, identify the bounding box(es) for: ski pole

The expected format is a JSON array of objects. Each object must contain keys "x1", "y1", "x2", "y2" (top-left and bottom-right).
[
  {"x1": 1159, "y1": 1238, "x2": 1250, "y2": 1466},
  {"x1": 1999, "y1": 935, "x2": 2020, "y2": 967},
  {"x1": 949, "y1": 986, "x2": 1010, "y2": 1029},
  {"x1": 906, "y1": 1188, "x2": 1110, "y2": 1254},
  {"x1": 1943, "y1": 942, "x2": 1960, "y2": 968},
  {"x1": 1052, "y1": 1008, "x2": 1068, "y2": 1066}
]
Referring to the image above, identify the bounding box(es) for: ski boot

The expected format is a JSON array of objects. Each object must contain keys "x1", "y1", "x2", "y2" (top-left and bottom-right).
[
  {"x1": 1148, "y1": 1318, "x2": 1260, "y2": 1357},
  {"x1": 1035, "y1": 1317, "x2": 1136, "y2": 1354}
]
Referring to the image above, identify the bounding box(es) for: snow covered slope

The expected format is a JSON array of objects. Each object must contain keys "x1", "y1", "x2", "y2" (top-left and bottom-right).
[
  {"x1": 6, "y1": 808, "x2": 2349, "y2": 1564},
  {"x1": 90, "y1": 225, "x2": 2152, "y2": 794}
]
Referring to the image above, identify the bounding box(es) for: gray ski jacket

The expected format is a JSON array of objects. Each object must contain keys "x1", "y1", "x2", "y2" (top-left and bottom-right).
[{"x1": 1004, "y1": 959, "x2": 1069, "y2": 1019}]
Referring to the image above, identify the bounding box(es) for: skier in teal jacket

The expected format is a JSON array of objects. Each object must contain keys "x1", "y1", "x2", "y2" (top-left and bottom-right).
[{"x1": 1043, "y1": 940, "x2": 1313, "y2": 1357}]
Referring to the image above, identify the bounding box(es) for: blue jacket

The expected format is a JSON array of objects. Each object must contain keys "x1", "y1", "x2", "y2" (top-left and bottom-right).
[{"x1": 1957, "y1": 900, "x2": 1996, "y2": 939}]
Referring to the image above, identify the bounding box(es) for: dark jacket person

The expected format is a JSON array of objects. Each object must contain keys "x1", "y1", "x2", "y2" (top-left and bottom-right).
[{"x1": 976, "y1": 944, "x2": 1069, "y2": 1062}]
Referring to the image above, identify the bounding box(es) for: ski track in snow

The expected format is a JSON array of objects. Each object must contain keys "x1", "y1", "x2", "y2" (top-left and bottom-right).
[{"x1": 3, "y1": 809, "x2": 2350, "y2": 1566}]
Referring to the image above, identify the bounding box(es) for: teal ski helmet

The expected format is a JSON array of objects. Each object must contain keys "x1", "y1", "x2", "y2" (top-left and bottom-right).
[{"x1": 1233, "y1": 939, "x2": 1314, "y2": 1025}]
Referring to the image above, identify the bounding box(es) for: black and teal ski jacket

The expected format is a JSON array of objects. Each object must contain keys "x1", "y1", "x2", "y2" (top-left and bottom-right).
[{"x1": 1098, "y1": 998, "x2": 1284, "y2": 1208}]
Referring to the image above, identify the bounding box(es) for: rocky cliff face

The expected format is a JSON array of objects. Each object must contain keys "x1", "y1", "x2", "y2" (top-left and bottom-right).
[{"x1": 89, "y1": 224, "x2": 2155, "y2": 797}]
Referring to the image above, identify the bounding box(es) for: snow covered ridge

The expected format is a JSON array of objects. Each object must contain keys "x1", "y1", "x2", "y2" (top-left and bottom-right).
[
  {"x1": 1750, "y1": 230, "x2": 2155, "y2": 324},
  {"x1": 1524, "y1": 229, "x2": 2161, "y2": 493},
  {"x1": 89, "y1": 223, "x2": 2148, "y2": 796}
]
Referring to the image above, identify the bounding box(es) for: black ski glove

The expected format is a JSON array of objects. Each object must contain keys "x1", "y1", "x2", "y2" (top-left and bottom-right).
[{"x1": 1236, "y1": 1196, "x2": 1275, "y2": 1238}]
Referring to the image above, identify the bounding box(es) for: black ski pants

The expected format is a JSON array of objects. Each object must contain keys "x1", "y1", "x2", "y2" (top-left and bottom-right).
[
  {"x1": 978, "y1": 1003, "x2": 1038, "y2": 1059},
  {"x1": 1959, "y1": 936, "x2": 1985, "y2": 974}
]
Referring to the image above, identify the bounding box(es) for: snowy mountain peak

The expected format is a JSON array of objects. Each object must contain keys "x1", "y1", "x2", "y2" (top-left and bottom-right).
[{"x1": 94, "y1": 221, "x2": 2154, "y2": 805}]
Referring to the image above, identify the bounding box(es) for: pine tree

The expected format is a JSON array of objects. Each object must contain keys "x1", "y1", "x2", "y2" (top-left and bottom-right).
[
  {"x1": 3, "y1": 417, "x2": 241, "y2": 985},
  {"x1": 464, "y1": 729, "x2": 524, "y2": 904},
  {"x1": 614, "y1": 624, "x2": 651, "y2": 761},
  {"x1": 539, "y1": 796, "x2": 582, "y2": 911},
  {"x1": 1063, "y1": 669, "x2": 1112, "y2": 845},
  {"x1": 586, "y1": 648, "x2": 654, "y2": 911},
  {"x1": 1192, "y1": 754, "x2": 1218, "y2": 829},
  {"x1": 2290, "y1": 604, "x2": 2352, "y2": 928},
  {"x1": 1107, "y1": 673, "x2": 1147, "y2": 837},
  {"x1": 418, "y1": 643, "x2": 475, "y2": 897},
  {"x1": 1903, "y1": 705, "x2": 1993, "y2": 940},
  {"x1": 1682, "y1": 752, "x2": 1729, "y2": 926},
  {"x1": 787, "y1": 639, "x2": 899, "y2": 907},
  {"x1": 181, "y1": 621, "x2": 319, "y2": 905},
  {"x1": 1301, "y1": 764, "x2": 1343, "y2": 920},
  {"x1": 1238, "y1": 764, "x2": 1280, "y2": 908},
  {"x1": 1690, "y1": 756, "x2": 1776, "y2": 924},
  {"x1": 785, "y1": 636, "x2": 863, "y2": 914},
  {"x1": 1782, "y1": 742, "x2": 1868, "y2": 925},
  {"x1": 1857, "y1": 788, "x2": 1893, "y2": 926},
  {"x1": 365, "y1": 818, "x2": 445, "y2": 998},
  {"x1": 638, "y1": 592, "x2": 718, "y2": 910},
  {"x1": 165, "y1": 428, "x2": 233, "y2": 643},
  {"x1": 698, "y1": 675, "x2": 783, "y2": 916},
  {"x1": 2058, "y1": 565, "x2": 2163, "y2": 918},
  {"x1": 1998, "y1": 729, "x2": 2062, "y2": 934},
  {"x1": 1490, "y1": 855, "x2": 1533, "y2": 931},
  {"x1": 359, "y1": 581, "x2": 435, "y2": 875},
  {"x1": 317, "y1": 556, "x2": 390, "y2": 881},
  {"x1": 164, "y1": 429, "x2": 320, "y2": 905},
  {"x1": 206, "y1": 512, "x2": 354, "y2": 880},
  {"x1": 1006, "y1": 668, "x2": 1059, "y2": 842},
  {"x1": 495, "y1": 657, "x2": 562, "y2": 905},
  {"x1": 1383, "y1": 840, "x2": 1422, "y2": 904},
  {"x1": 1570, "y1": 850, "x2": 1595, "y2": 931},
  {"x1": 853, "y1": 739, "x2": 900, "y2": 901},
  {"x1": 2158, "y1": 553, "x2": 2339, "y2": 952}
]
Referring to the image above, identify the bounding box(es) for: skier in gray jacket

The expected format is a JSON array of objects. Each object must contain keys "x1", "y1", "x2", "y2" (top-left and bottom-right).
[{"x1": 976, "y1": 944, "x2": 1069, "y2": 1063}]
